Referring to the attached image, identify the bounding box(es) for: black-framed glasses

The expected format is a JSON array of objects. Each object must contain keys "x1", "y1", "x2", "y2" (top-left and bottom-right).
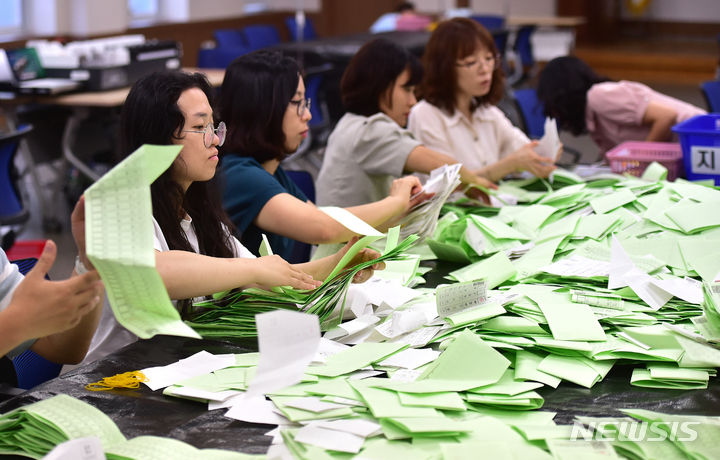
[
  {"x1": 289, "y1": 98, "x2": 311, "y2": 117},
  {"x1": 455, "y1": 54, "x2": 501, "y2": 72},
  {"x1": 183, "y1": 121, "x2": 226, "y2": 148}
]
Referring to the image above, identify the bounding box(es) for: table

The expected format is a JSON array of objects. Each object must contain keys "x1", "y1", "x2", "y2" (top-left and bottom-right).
[
  {"x1": 0, "y1": 336, "x2": 272, "y2": 457},
  {"x1": 1, "y1": 334, "x2": 718, "y2": 457},
  {"x1": 506, "y1": 16, "x2": 585, "y2": 28},
  {"x1": 26, "y1": 68, "x2": 225, "y2": 109}
]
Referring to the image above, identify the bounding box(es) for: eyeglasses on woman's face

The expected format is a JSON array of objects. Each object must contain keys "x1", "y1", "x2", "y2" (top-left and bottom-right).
[
  {"x1": 289, "y1": 98, "x2": 312, "y2": 117},
  {"x1": 456, "y1": 53, "x2": 501, "y2": 72},
  {"x1": 183, "y1": 121, "x2": 227, "y2": 148}
]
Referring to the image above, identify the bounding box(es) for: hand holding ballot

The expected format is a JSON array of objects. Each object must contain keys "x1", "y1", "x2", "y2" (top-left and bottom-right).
[
  {"x1": 534, "y1": 118, "x2": 564, "y2": 162},
  {"x1": 511, "y1": 140, "x2": 557, "y2": 178}
]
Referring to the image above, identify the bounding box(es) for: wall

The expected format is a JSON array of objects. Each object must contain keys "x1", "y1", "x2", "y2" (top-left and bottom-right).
[
  {"x1": 469, "y1": 0, "x2": 555, "y2": 16},
  {"x1": 69, "y1": 0, "x2": 128, "y2": 37},
  {"x1": 162, "y1": 0, "x2": 247, "y2": 22},
  {"x1": 24, "y1": 0, "x2": 71, "y2": 36},
  {"x1": 269, "y1": 0, "x2": 321, "y2": 12},
  {"x1": 621, "y1": 0, "x2": 720, "y2": 23}
]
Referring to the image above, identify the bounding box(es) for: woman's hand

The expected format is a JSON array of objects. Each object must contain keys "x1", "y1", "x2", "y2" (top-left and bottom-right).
[
  {"x1": 389, "y1": 175, "x2": 434, "y2": 212},
  {"x1": 509, "y1": 141, "x2": 556, "y2": 178},
  {"x1": 458, "y1": 173, "x2": 497, "y2": 204},
  {"x1": 5, "y1": 241, "x2": 103, "y2": 341},
  {"x1": 336, "y1": 237, "x2": 385, "y2": 284},
  {"x1": 251, "y1": 255, "x2": 322, "y2": 291}
]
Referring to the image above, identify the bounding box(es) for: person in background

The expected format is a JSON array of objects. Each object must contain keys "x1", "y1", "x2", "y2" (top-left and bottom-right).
[
  {"x1": 409, "y1": 18, "x2": 557, "y2": 181},
  {"x1": 537, "y1": 55, "x2": 706, "y2": 153},
  {"x1": 218, "y1": 51, "x2": 430, "y2": 261},
  {"x1": 395, "y1": 2, "x2": 432, "y2": 31},
  {"x1": 370, "y1": 2, "x2": 430, "y2": 33},
  {"x1": 80, "y1": 71, "x2": 383, "y2": 365},
  {"x1": 316, "y1": 38, "x2": 495, "y2": 213},
  {"x1": 0, "y1": 197, "x2": 104, "y2": 377}
]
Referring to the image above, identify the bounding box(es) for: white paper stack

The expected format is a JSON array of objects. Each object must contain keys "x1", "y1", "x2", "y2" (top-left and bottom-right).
[
  {"x1": 535, "y1": 117, "x2": 561, "y2": 160},
  {"x1": 397, "y1": 164, "x2": 462, "y2": 240}
]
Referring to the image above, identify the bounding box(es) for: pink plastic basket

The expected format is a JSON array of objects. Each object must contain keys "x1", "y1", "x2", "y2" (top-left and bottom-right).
[{"x1": 605, "y1": 141, "x2": 684, "y2": 181}]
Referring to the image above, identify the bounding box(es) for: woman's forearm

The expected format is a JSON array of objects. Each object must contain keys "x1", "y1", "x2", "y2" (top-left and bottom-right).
[{"x1": 155, "y1": 250, "x2": 258, "y2": 299}]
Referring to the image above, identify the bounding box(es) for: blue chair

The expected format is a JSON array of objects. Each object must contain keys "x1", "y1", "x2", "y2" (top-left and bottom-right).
[
  {"x1": 9, "y1": 257, "x2": 63, "y2": 390},
  {"x1": 213, "y1": 29, "x2": 246, "y2": 48},
  {"x1": 285, "y1": 170, "x2": 315, "y2": 263},
  {"x1": 285, "y1": 16, "x2": 317, "y2": 41},
  {"x1": 286, "y1": 170, "x2": 315, "y2": 203},
  {"x1": 512, "y1": 25, "x2": 537, "y2": 85},
  {"x1": 701, "y1": 80, "x2": 720, "y2": 112},
  {"x1": 305, "y1": 74, "x2": 326, "y2": 129},
  {"x1": 470, "y1": 14, "x2": 505, "y2": 30},
  {"x1": 492, "y1": 30, "x2": 509, "y2": 59},
  {"x1": 197, "y1": 44, "x2": 251, "y2": 69},
  {"x1": 0, "y1": 125, "x2": 32, "y2": 251},
  {"x1": 242, "y1": 25, "x2": 282, "y2": 51},
  {"x1": 513, "y1": 88, "x2": 546, "y2": 138},
  {"x1": 514, "y1": 25, "x2": 536, "y2": 71}
]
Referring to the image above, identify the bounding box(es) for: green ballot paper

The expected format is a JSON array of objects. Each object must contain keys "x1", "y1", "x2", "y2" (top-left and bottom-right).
[
  {"x1": 85, "y1": 144, "x2": 200, "y2": 340},
  {"x1": 0, "y1": 395, "x2": 261, "y2": 459}
]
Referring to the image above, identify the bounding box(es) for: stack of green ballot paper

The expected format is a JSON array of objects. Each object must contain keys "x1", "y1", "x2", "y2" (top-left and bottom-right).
[
  {"x1": 0, "y1": 394, "x2": 260, "y2": 459},
  {"x1": 187, "y1": 233, "x2": 419, "y2": 338}
]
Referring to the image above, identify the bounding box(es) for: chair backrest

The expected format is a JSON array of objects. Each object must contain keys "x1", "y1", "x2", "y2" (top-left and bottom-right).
[
  {"x1": 513, "y1": 25, "x2": 537, "y2": 68},
  {"x1": 213, "y1": 29, "x2": 246, "y2": 48},
  {"x1": 701, "y1": 80, "x2": 720, "y2": 112},
  {"x1": 0, "y1": 125, "x2": 32, "y2": 225},
  {"x1": 470, "y1": 14, "x2": 505, "y2": 30},
  {"x1": 197, "y1": 44, "x2": 251, "y2": 69},
  {"x1": 12, "y1": 349, "x2": 62, "y2": 390},
  {"x1": 285, "y1": 170, "x2": 316, "y2": 203},
  {"x1": 305, "y1": 74, "x2": 325, "y2": 127},
  {"x1": 284, "y1": 170, "x2": 315, "y2": 263},
  {"x1": 492, "y1": 30, "x2": 509, "y2": 58},
  {"x1": 285, "y1": 16, "x2": 317, "y2": 41},
  {"x1": 242, "y1": 25, "x2": 282, "y2": 51},
  {"x1": 9, "y1": 257, "x2": 63, "y2": 389},
  {"x1": 513, "y1": 88, "x2": 546, "y2": 139}
]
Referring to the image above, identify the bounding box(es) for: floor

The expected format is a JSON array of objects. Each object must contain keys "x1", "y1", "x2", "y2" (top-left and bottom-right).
[{"x1": 5, "y1": 72, "x2": 712, "y2": 283}]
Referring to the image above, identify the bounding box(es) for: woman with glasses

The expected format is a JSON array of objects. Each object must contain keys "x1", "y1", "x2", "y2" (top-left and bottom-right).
[
  {"x1": 408, "y1": 18, "x2": 557, "y2": 181},
  {"x1": 80, "y1": 70, "x2": 383, "y2": 364},
  {"x1": 316, "y1": 38, "x2": 494, "y2": 213},
  {"x1": 218, "y1": 51, "x2": 430, "y2": 262}
]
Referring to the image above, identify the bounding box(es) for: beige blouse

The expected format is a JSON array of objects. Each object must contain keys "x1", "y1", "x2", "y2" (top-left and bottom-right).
[{"x1": 408, "y1": 100, "x2": 530, "y2": 171}]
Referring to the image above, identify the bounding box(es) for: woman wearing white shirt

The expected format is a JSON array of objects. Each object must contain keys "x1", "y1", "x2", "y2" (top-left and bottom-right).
[
  {"x1": 317, "y1": 38, "x2": 495, "y2": 210},
  {"x1": 81, "y1": 71, "x2": 383, "y2": 364},
  {"x1": 408, "y1": 18, "x2": 557, "y2": 181}
]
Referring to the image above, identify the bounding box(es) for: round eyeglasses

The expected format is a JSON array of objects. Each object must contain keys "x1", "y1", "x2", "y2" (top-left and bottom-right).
[
  {"x1": 289, "y1": 98, "x2": 311, "y2": 117},
  {"x1": 183, "y1": 121, "x2": 226, "y2": 148},
  {"x1": 455, "y1": 54, "x2": 501, "y2": 72}
]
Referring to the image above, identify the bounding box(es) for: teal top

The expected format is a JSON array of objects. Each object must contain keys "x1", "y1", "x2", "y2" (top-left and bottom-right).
[{"x1": 221, "y1": 155, "x2": 308, "y2": 261}]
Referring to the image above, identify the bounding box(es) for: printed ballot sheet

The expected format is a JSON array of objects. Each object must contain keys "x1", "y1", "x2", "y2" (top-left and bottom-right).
[
  {"x1": 534, "y1": 117, "x2": 561, "y2": 159},
  {"x1": 85, "y1": 144, "x2": 200, "y2": 339}
]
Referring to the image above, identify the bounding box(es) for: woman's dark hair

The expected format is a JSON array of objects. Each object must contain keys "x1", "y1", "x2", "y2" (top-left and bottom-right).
[
  {"x1": 219, "y1": 50, "x2": 300, "y2": 162},
  {"x1": 536, "y1": 56, "x2": 611, "y2": 135},
  {"x1": 120, "y1": 70, "x2": 236, "y2": 264},
  {"x1": 421, "y1": 17, "x2": 505, "y2": 113},
  {"x1": 341, "y1": 38, "x2": 423, "y2": 117},
  {"x1": 397, "y1": 2, "x2": 415, "y2": 12}
]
